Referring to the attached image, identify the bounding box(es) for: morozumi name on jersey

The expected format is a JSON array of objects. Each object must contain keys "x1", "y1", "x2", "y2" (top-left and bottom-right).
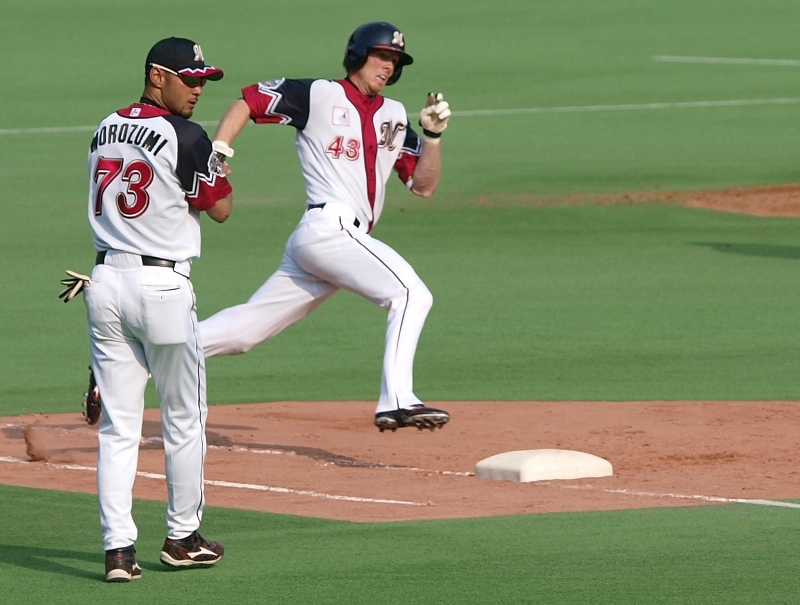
[
  {"x1": 88, "y1": 100, "x2": 232, "y2": 262},
  {"x1": 242, "y1": 78, "x2": 421, "y2": 232}
]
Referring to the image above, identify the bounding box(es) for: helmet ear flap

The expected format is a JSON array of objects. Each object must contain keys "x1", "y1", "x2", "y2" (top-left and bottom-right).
[{"x1": 343, "y1": 44, "x2": 367, "y2": 73}]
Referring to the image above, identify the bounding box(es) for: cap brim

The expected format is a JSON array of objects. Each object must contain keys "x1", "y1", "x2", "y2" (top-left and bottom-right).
[
  {"x1": 178, "y1": 66, "x2": 224, "y2": 81},
  {"x1": 371, "y1": 45, "x2": 413, "y2": 66}
]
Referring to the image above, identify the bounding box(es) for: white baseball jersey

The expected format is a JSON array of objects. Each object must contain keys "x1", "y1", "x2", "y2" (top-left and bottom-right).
[
  {"x1": 200, "y1": 77, "x2": 435, "y2": 414},
  {"x1": 88, "y1": 100, "x2": 232, "y2": 262},
  {"x1": 242, "y1": 78, "x2": 422, "y2": 232},
  {"x1": 85, "y1": 99, "x2": 231, "y2": 551}
]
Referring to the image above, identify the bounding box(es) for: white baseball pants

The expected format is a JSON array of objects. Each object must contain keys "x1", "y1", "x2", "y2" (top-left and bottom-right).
[
  {"x1": 84, "y1": 251, "x2": 207, "y2": 551},
  {"x1": 200, "y1": 203, "x2": 433, "y2": 412}
]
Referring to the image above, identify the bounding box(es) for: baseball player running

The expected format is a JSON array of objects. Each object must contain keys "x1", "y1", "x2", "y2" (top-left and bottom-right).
[
  {"x1": 76, "y1": 37, "x2": 232, "y2": 582},
  {"x1": 199, "y1": 22, "x2": 452, "y2": 432}
]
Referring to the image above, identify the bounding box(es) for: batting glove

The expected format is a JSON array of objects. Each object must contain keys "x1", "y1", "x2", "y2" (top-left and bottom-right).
[
  {"x1": 59, "y1": 270, "x2": 92, "y2": 303},
  {"x1": 212, "y1": 140, "x2": 235, "y2": 160},
  {"x1": 419, "y1": 93, "x2": 451, "y2": 138}
]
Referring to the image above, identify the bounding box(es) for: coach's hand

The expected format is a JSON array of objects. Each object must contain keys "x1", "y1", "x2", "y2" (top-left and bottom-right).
[{"x1": 419, "y1": 93, "x2": 451, "y2": 138}]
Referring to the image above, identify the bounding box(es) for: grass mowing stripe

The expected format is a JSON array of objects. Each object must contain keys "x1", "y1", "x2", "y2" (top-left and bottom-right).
[
  {"x1": 653, "y1": 55, "x2": 800, "y2": 66},
  {"x1": 5, "y1": 97, "x2": 800, "y2": 135},
  {"x1": 0, "y1": 121, "x2": 220, "y2": 135}
]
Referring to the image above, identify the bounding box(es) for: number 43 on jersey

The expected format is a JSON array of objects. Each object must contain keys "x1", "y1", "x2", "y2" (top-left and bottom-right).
[{"x1": 326, "y1": 136, "x2": 360, "y2": 161}]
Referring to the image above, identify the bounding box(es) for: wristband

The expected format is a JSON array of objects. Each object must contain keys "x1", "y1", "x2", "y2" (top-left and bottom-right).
[
  {"x1": 419, "y1": 121, "x2": 442, "y2": 139},
  {"x1": 212, "y1": 140, "x2": 235, "y2": 158}
]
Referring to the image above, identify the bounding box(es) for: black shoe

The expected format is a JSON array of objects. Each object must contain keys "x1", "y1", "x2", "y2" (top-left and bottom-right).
[
  {"x1": 105, "y1": 546, "x2": 142, "y2": 582},
  {"x1": 374, "y1": 405, "x2": 450, "y2": 432},
  {"x1": 83, "y1": 366, "x2": 102, "y2": 425},
  {"x1": 160, "y1": 531, "x2": 224, "y2": 568}
]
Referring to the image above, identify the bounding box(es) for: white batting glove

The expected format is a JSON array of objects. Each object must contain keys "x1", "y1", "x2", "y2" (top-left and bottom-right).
[
  {"x1": 212, "y1": 140, "x2": 235, "y2": 159},
  {"x1": 419, "y1": 93, "x2": 451, "y2": 138},
  {"x1": 59, "y1": 270, "x2": 92, "y2": 303}
]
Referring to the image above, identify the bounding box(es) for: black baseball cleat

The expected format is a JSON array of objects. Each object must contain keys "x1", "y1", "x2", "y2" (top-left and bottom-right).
[
  {"x1": 83, "y1": 366, "x2": 102, "y2": 425},
  {"x1": 105, "y1": 546, "x2": 142, "y2": 582},
  {"x1": 160, "y1": 531, "x2": 224, "y2": 568},
  {"x1": 374, "y1": 405, "x2": 450, "y2": 432}
]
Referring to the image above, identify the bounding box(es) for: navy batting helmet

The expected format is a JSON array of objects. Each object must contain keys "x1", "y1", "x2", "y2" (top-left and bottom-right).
[{"x1": 343, "y1": 22, "x2": 413, "y2": 85}]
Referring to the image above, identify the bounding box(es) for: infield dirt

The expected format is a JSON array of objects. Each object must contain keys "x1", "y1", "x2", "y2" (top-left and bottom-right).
[{"x1": 2, "y1": 399, "x2": 798, "y2": 522}]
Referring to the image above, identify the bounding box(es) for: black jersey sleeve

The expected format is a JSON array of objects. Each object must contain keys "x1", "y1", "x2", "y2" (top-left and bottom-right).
[
  {"x1": 166, "y1": 116, "x2": 232, "y2": 210},
  {"x1": 241, "y1": 78, "x2": 315, "y2": 130}
]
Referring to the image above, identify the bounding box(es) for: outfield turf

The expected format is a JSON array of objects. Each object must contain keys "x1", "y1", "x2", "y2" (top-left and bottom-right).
[
  {"x1": 3, "y1": 486, "x2": 800, "y2": 604},
  {"x1": 2, "y1": 0, "x2": 800, "y2": 602}
]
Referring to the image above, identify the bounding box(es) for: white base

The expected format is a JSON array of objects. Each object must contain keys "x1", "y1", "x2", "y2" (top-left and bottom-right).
[{"x1": 474, "y1": 449, "x2": 613, "y2": 483}]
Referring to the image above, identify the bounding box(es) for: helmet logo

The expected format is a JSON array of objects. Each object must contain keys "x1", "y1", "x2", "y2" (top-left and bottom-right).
[
  {"x1": 391, "y1": 31, "x2": 404, "y2": 48},
  {"x1": 193, "y1": 44, "x2": 204, "y2": 62}
]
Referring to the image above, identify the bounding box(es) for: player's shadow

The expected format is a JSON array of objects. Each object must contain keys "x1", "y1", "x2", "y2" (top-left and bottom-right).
[
  {"x1": 693, "y1": 242, "x2": 800, "y2": 260},
  {"x1": 0, "y1": 543, "x2": 177, "y2": 582},
  {"x1": 0, "y1": 543, "x2": 99, "y2": 580}
]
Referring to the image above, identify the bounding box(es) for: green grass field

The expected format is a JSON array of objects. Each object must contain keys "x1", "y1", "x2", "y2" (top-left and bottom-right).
[{"x1": 2, "y1": 0, "x2": 800, "y2": 602}]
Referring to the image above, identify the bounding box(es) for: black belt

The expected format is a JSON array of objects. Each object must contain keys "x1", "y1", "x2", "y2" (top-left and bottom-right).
[
  {"x1": 95, "y1": 251, "x2": 176, "y2": 268},
  {"x1": 307, "y1": 203, "x2": 360, "y2": 228}
]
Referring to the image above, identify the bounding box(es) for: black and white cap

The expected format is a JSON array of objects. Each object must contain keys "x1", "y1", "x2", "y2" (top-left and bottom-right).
[{"x1": 145, "y1": 37, "x2": 224, "y2": 81}]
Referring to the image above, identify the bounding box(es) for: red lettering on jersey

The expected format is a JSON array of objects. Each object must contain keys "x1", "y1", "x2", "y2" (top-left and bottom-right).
[
  {"x1": 326, "y1": 136, "x2": 345, "y2": 159},
  {"x1": 326, "y1": 136, "x2": 361, "y2": 161},
  {"x1": 117, "y1": 159, "x2": 153, "y2": 218},
  {"x1": 93, "y1": 157, "x2": 154, "y2": 218},
  {"x1": 93, "y1": 157, "x2": 123, "y2": 216}
]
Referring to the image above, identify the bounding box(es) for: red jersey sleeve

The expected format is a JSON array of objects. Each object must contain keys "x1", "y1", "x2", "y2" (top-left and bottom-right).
[{"x1": 395, "y1": 125, "x2": 422, "y2": 184}]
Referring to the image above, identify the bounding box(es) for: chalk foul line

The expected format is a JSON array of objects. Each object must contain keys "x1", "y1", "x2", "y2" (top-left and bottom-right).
[
  {"x1": 555, "y1": 483, "x2": 800, "y2": 509},
  {"x1": 2, "y1": 453, "x2": 798, "y2": 510},
  {"x1": 0, "y1": 456, "x2": 426, "y2": 507}
]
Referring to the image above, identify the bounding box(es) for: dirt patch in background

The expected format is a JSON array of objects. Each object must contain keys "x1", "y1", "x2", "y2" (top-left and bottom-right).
[
  {"x1": 476, "y1": 183, "x2": 800, "y2": 217},
  {"x1": 682, "y1": 184, "x2": 800, "y2": 216},
  {"x1": 1, "y1": 401, "x2": 799, "y2": 522}
]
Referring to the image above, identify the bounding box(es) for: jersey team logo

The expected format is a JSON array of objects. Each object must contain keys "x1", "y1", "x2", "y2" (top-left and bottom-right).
[
  {"x1": 378, "y1": 120, "x2": 406, "y2": 151},
  {"x1": 332, "y1": 107, "x2": 350, "y2": 126}
]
